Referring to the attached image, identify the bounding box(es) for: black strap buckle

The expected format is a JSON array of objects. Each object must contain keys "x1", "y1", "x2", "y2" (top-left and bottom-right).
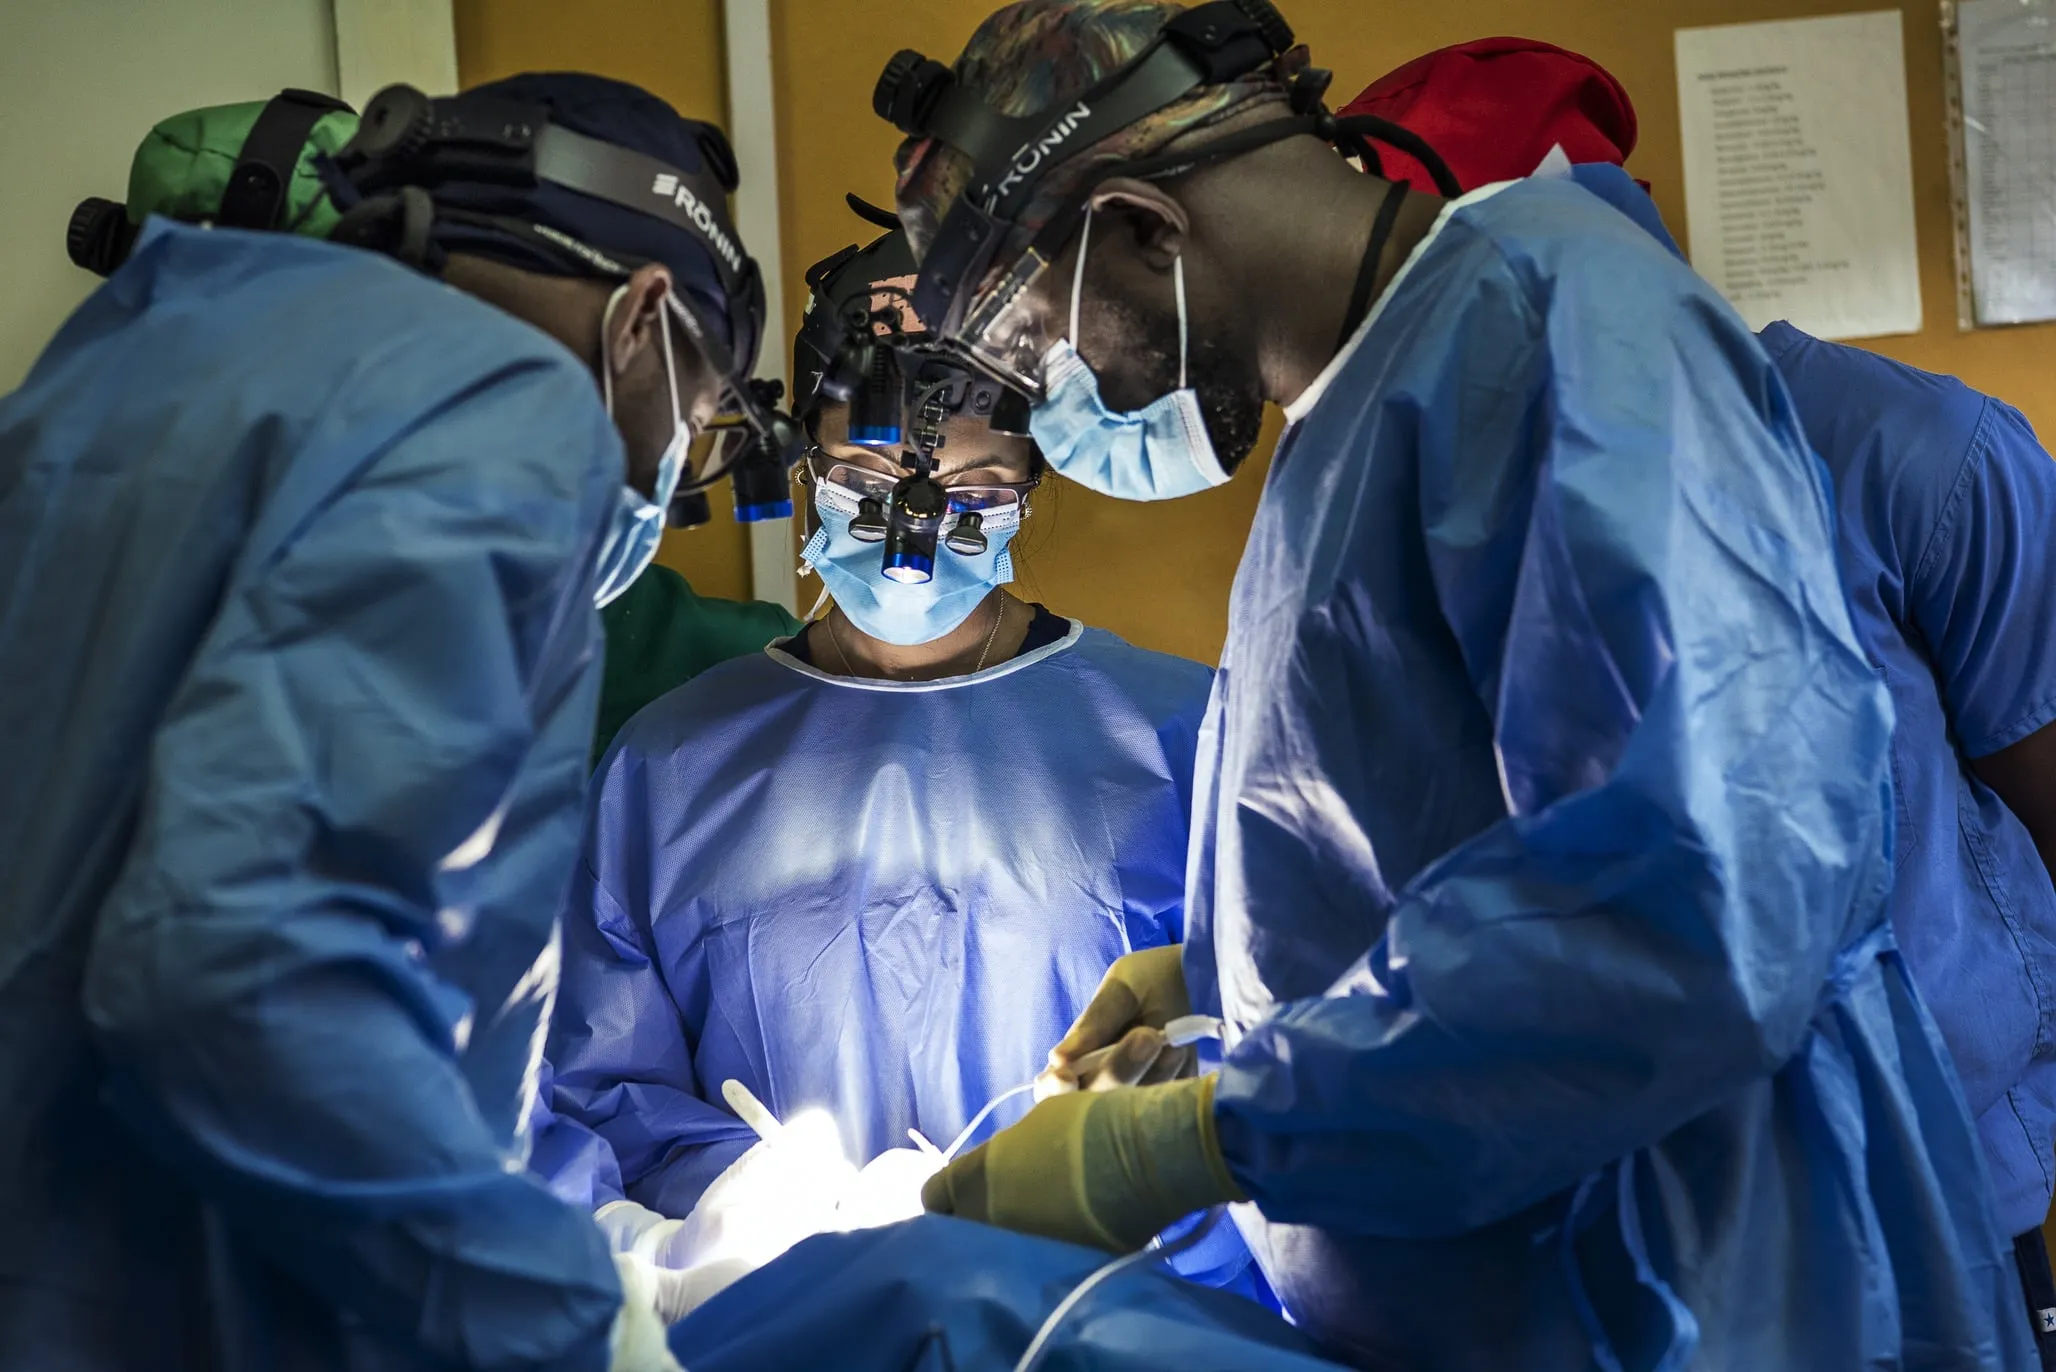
[
  {"x1": 874, "y1": 49, "x2": 957, "y2": 136},
  {"x1": 1161, "y1": 0, "x2": 1286, "y2": 83},
  {"x1": 218, "y1": 88, "x2": 352, "y2": 231}
]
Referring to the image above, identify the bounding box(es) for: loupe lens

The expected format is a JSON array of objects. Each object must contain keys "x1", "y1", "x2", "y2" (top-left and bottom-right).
[
  {"x1": 667, "y1": 489, "x2": 713, "y2": 529},
  {"x1": 943, "y1": 511, "x2": 987, "y2": 555},
  {"x1": 850, "y1": 496, "x2": 890, "y2": 543}
]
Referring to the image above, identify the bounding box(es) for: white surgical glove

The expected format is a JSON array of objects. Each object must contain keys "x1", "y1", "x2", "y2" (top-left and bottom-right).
[
  {"x1": 593, "y1": 1110, "x2": 856, "y2": 1325},
  {"x1": 597, "y1": 1199, "x2": 757, "y2": 1324},
  {"x1": 646, "y1": 1255, "x2": 754, "y2": 1325},
  {"x1": 595, "y1": 1198, "x2": 673, "y2": 1257},
  {"x1": 835, "y1": 1146, "x2": 945, "y2": 1231},
  {"x1": 667, "y1": 1110, "x2": 854, "y2": 1270},
  {"x1": 608, "y1": 1254, "x2": 685, "y2": 1372}
]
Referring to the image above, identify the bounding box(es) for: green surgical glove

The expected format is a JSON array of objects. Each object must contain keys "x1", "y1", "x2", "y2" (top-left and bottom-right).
[
  {"x1": 1040, "y1": 944, "x2": 1195, "y2": 1094},
  {"x1": 921, "y1": 1074, "x2": 1244, "y2": 1252}
]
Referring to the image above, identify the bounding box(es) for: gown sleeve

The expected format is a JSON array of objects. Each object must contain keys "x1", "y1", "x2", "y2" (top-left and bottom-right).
[{"x1": 1898, "y1": 397, "x2": 2056, "y2": 759}]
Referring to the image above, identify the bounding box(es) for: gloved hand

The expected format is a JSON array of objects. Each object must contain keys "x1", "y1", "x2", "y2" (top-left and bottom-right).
[
  {"x1": 1037, "y1": 944, "x2": 1194, "y2": 1098},
  {"x1": 608, "y1": 1254, "x2": 686, "y2": 1371},
  {"x1": 836, "y1": 1146, "x2": 945, "y2": 1231},
  {"x1": 594, "y1": 1198, "x2": 673, "y2": 1257},
  {"x1": 668, "y1": 1113, "x2": 855, "y2": 1270},
  {"x1": 921, "y1": 1074, "x2": 1244, "y2": 1252},
  {"x1": 645, "y1": 1255, "x2": 754, "y2": 1325},
  {"x1": 591, "y1": 1111, "x2": 856, "y2": 1325},
  {"x1": 596, "y1": 1200, "x2": 756, "y2": 1325}
]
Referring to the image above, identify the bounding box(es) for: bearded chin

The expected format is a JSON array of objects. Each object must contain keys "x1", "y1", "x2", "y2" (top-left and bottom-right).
[
  {"x1": 1086, "y1": 289, "x2": 1265, "y2": 472},
  {"x1": 1195, "y1": 380, "x2": 1266, "y2": 473},
  {"x1": 1189, "y1": 341, "x2": 1266, "y2": 473}
]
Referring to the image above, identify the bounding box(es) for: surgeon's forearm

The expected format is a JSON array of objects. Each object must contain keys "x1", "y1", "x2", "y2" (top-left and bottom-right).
[
  {"x1": 1208, "y1": 751, "x2": 1869, "y2": 1240},
  {"x1": 1211, "y1": 956, "x2": 1760, "y2": 1241}
]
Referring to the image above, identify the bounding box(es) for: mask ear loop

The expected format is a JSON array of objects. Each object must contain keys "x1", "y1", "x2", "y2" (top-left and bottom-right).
[
  {"x1": 600, "y1": 284, "x2": 630, "y2": 417},
  {"x1": 1067, "y1": 205, "x2": 1094, "y2": 345},
  {"x1": 1173, "y1": 254, "x2": 1188, "y2": 391},
  {"x1": 657, "y1": 293, "x2": 686, "y2": 443},
  {"x1": 602, "y1": 282, "x2": 692, "y2": 449}
]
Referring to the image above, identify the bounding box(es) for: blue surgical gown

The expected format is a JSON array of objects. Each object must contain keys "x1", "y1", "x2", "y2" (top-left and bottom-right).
[
  {"x1": 1575, "y1": 160, "x2": 2056, "y2": 1239},
  {"x1": 538, "y1": 625, "x2": 1218, "y2": 1231},
  {"x1": 0, "y1": 220, "x2": 622, "y2": 1371},
  {"x1": 1183, "y1": 178, "x2": 2032, "y2": 1369}
]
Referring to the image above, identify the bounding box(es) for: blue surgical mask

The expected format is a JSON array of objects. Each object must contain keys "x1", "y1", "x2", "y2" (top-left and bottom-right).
[
  {"x1": 800, "y1": 482, "x2": 1021, "y2": 647},
  {"x1": 1027, "y1": 207, "x2": 1228, "y2": 502},
  {"x1": 593, "y1": 285, "x2": 693, "y2": 608}
]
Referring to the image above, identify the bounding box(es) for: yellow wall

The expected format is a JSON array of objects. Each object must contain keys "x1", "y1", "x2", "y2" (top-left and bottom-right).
[
  {"x1": 452, "y1": 0, "x2": 758, "y2": 604},
  {"x1": 460, "y1": 0, "x2": 2056, "y2": 665}
]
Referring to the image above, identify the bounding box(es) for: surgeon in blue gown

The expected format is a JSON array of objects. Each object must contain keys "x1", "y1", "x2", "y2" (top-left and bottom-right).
[
  {"x1": 1337, "y1": 37, "x2": 2056, "y2": 1365},
  {"x1": 0, "y1": 74, "x2": 765, "y2": 1372},
  {"x1": 535, "y1": 224, "x2": 1246, "y2": 1322},
  {"x1": 892, "y1": 4, "x2": 2033, "y2": 1370}
]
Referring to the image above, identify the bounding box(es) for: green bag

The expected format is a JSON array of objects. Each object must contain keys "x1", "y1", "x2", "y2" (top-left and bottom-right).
[{"x1": 67, "y1": 88, "x2": 358, "y2": 276}]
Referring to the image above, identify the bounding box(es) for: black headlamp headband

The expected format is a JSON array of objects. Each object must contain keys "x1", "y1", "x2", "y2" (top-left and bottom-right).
[
  {"x1": 1002, "y1": 106, "x2": 1460, "y2": 310},
  {"x1": 792, "y1": 203, "x2": 910, "y2": 416},
  {"x1": 334, "y1": 87, "x2": 752, "y2": 283},
  {"x1": 323, "y1": 83, "x2": 800, "y2": 498},
  {"x1": 327, "y1": 84, "x2": 765, "y2": 392},
  {"x1": 875, "y1": 1, "x2": 1458, "y2": 358}
]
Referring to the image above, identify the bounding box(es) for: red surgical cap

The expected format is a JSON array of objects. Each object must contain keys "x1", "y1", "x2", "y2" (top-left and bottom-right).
[{"x1": 1340, "y1": 37, "x2": 1638, "y2": 195}]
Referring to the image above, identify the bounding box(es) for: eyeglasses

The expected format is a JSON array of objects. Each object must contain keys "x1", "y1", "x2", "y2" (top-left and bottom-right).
[{"x1": 808, "y1": 457, "x2": 1038, "y2": 517}]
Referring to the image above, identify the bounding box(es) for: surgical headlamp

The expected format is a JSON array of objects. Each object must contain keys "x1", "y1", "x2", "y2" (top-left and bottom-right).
[
  {"x1": 872, "y1": 0, "x2": 1461, "y2": 398},
  {"x1": 321, "y1": 83, "x2": 805, "y2": 530},
  {"x1": 795, "y1": 203, "x2": 1036, "y2": 585}
]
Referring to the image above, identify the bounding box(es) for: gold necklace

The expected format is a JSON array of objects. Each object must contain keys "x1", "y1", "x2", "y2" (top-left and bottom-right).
[
  {"x1": 972, "y1": 596, "x2": 1007, "y2": 673},
  {"x1": 826, "y1": 613, "x2": 860, "y2": 676},
  {"x1": 825, "y1": 597, "x2": 1008, "y2": 680}
]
